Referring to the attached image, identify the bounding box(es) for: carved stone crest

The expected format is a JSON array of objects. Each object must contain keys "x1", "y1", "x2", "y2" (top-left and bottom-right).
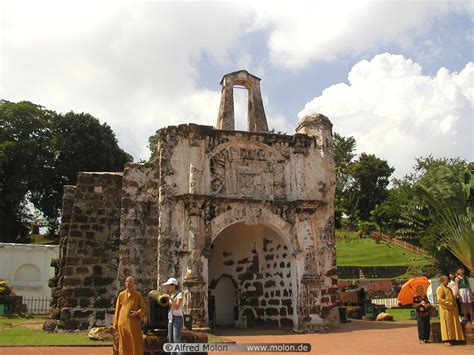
[{"x1": 209, "y1": 142, "x2": 285, "y2": 199}]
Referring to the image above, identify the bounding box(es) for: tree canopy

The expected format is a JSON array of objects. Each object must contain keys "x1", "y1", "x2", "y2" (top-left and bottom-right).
[
  {"x1": 332, "y1": 133, "x2": 394, "y2": 226},
  {"x1": 415, "y1": 163, "x2": 473, "y2": 273},
  {"x1": 369, "y1": 156, "x2": 470, "y2": 274},
  {"x1": 345, "y1": 153, "x2": 394, "y2": 222},
  {"x1": 0, "y1": 100, "x2": 132, "y2": 243},
  {"x1": 332, "y1": 132, "x2": 470, "y2": 274}
]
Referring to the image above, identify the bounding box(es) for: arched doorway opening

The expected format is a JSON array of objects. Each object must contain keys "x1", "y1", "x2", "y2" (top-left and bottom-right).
[
  {"x1": 214, "y1": 276, "x2": 237, "y2": 326},
  {"x1": 208, "y1": 221, "x2": 296, "y2": 328}
]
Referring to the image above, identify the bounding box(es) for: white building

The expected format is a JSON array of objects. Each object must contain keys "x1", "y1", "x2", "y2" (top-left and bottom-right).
[{"x1": 0, "y1": 243, "x2": 59, "y2": 300}]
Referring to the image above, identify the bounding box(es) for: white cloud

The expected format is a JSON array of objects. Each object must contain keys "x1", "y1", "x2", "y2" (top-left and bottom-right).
[
  {"x1": 0, "y1": 2, "x2": 254, "y2": 160},
  {"x1": 299, "y1": 53, "x2": 474, "y2": 177},
  {"x1": 1, "y1": 1, "x2": 472, "y2": 164},
  {"x1": 252, "y1": 0, "x2": 471, "y2": 69}
]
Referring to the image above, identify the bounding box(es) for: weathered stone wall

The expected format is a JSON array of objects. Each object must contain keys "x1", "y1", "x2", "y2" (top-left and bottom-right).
[
  {"x1": 58, "y1": 172, "x2": 122, "y2": 330},
  {"x1": 152, "y1": 123, "x2": 334, "y2": 202},
  {"x1": 50, "y1": 185, "x2": 76, "y2": 311},
  {"x1": 154, "y1": 119, "x2": 337, "y2": 331},
  {"x1": 51, "y1": 72, "x2": 337, "y2": 332},
  {"x1": 117, "y1": 162, "x2": 160, "y2": 294}
]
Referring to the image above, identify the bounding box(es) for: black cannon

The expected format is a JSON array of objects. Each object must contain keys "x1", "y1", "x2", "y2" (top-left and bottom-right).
[
  {"x1": 145, "y1": 291, "x2": 171, "y2": 333},
  {"x1": 144, "y1": 291, "x2": 192, "y2": 334}
]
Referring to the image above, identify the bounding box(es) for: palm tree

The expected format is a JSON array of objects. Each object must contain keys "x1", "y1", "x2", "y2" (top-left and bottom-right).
[{"x1": 415, "y1": 164, "x2": 474, "y2": 273}]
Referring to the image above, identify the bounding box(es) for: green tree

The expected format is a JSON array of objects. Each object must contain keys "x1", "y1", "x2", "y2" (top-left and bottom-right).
[
  {"x1": 31, "y1": 112, "x2": 132, "y2": 234},
  {"x1": 387, "y1": 156, "x2": 469, "y2": 274},
  {"x1": 0, "y1": 101, "x2": 132, "y2": 242},
  {"x1": 332, "y1": 133, "x2": 356, "y2": 227},
  {"x1": 416, "y1": 163, "x2": 473, "y2": 273},
  {"x1": 344, "y1": 153, "x2": 394, "y2": 222},
  {"x1": 371, "y1": 179, "x2": 412, "y2": 235},
  {"x1": 147, "y1": 133, "x2": 159, "y2": 162},
  {"x1": 0, "y1": 101, "x2": 56, "y2": 242}
]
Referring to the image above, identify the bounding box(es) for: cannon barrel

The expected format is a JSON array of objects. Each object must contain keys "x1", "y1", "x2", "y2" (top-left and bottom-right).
[
  {"x1": 147, "y1": 290, "x2": 170, "y2": 307},
  {"x1": 158, "y1": 294, "x2": 170, "y2": 307}
]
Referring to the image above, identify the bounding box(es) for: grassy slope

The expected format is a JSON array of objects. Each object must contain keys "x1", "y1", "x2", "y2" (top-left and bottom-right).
[{"x1": 336, "y1": 233, "x2": 433, "y2": 267}]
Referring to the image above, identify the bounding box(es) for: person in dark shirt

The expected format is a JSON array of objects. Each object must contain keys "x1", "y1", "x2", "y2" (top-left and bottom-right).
[{"x1": 413, "y1": 285, "x2": 431, "y2": 343}]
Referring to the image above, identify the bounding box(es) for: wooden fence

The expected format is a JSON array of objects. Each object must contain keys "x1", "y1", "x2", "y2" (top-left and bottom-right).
[{"x1": 376, "y1": 233, "x2": 430, "y2": 256}]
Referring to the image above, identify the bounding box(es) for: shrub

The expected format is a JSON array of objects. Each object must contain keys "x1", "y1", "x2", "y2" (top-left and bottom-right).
[
  {"x1": 357, "y1": 221, "x2": 380, "y2": 237},
  {"x1": 0, "y1": 280, "x2": 12, "y2": 296}
]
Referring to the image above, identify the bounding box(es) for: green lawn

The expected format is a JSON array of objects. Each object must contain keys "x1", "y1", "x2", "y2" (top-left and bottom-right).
[
  {"x1": 0, "y1": 316, "x2": 111, "y2": 346},
  {"x1": 383, "y1": 307, "x2": 440, "y2": 322},
  {"x1": 336, "y1": 235, "x2": 433, "y2": 267},
  {"x1": 0, "y1": 316, "x2": 232, "y2": 346}
]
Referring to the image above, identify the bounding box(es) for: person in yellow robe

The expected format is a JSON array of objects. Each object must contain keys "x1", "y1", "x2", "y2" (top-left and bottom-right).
[
  {"x1": 436, "y1": 275, "x2": 465, "y2": 345},
  {"x1": 113, "y1": 276, "x2": 147, "y2": 355}
]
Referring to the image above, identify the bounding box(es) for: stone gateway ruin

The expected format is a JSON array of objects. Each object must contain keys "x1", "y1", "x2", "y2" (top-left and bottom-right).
[{"x1": 50, "y1": 70, "x2": 339, "y2": 332}]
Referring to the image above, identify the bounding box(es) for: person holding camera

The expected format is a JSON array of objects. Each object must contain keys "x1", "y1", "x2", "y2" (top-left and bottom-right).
[{"x1": 163, "y1": 277, "x2": 184, "y2": 355}]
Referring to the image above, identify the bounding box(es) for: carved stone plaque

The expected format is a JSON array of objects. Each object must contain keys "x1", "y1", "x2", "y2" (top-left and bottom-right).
[{"x1": 210, "y1": 143, "x2": 285, "y2": 199}]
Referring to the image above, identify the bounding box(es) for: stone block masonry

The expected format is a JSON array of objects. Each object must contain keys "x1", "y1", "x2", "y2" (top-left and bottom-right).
[
  {"x1": 56, "y1": 172, "x2": 123, "y2": 330},
  {"x1": 118, "y1": 162, "x2": 160, "y2": 294},
  {"x1": 51, "y1": 70, "x2": 339, "y2": 332}
]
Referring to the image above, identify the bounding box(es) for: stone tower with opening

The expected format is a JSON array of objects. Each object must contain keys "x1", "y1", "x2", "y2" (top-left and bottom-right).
[{"x1": 50, "y1": 70, "x2": 339, "y2": 331}]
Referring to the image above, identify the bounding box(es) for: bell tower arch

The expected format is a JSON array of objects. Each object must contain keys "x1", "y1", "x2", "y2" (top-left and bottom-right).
[{"x1": 216, "y1": 70, "x2": 269, "y2": 133}]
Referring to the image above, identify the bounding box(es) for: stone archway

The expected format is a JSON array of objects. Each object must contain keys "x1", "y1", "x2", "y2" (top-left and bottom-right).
[
  {"x1": 216, "y1": 70, "x2": 268, "y2": 132},
  {"x1": 208, "y1": 220, "x2": 297, "y2": 328}
]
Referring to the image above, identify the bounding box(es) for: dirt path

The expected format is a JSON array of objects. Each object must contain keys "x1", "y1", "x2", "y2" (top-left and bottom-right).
[{"x1": 0, "y1": 320, "x2": 472, "y2": 354}]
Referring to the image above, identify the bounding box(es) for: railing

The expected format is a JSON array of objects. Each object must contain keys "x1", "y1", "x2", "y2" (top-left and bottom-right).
[
  {"x1": 370, "y1": 298, "x2": 400, "y2": 308},
  {"x1": 371, "y1": 297, "x2": 438, "y2": 308},
  {"x1": 22, "y1": 297, "x2": 51, "y2": 314},
  {"x1": 376, "y1": 233, "x2": 430, "y2": 256}
]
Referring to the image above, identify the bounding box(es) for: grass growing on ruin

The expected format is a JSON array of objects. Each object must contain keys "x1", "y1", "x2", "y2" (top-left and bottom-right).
[
  {"x1": 336, "y1": 231, "x2": 433, "y2": 267},
  {"x1": 0, "y1": 316, "x2": 112, "y2": 346}
]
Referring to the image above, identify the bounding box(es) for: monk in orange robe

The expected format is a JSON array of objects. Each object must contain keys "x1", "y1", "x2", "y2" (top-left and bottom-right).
[
  {"x1": 437, "y1": 275, "x2": 465, "y2": 345},
  {"x1": 113, "y1": 276, "x2": 147, "y2": 355}
]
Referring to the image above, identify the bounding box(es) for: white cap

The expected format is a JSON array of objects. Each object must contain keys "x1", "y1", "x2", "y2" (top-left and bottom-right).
[{"x1": 162, "y1": 277, "x2": 178, "y2": 286}]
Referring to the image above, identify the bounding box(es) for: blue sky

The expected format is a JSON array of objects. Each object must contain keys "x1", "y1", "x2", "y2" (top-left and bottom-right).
[{"x1": 1, "y1": 0, "x2": 473, "y2": 177}]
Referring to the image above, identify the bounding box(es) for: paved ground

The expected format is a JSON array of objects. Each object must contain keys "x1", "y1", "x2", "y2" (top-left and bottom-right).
[
  {"x1": 0, "y1": 320, "x2": 472, "y2": 354},
  {"x1": 216, "y1": 320, "x2": 474, "y2": 355}
]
